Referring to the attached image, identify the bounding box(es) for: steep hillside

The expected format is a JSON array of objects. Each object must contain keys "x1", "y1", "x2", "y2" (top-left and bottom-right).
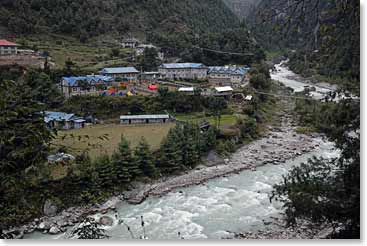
[
  {"x1": 222, "y1": 0, "x2": 260, "y2": 20},
  {"x1": 250, "y1": 0, "x2": 359, "y2": 85},
  {"x1": 0, "y1": 0, "x2": 237, "y2": 38},
  {"x1": 0, "y1": 0, "x2": 264, "y2": 67}
]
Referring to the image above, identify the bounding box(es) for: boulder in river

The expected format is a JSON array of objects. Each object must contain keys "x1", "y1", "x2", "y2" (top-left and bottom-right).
[
  {"x1": 49, "y1": 226, "x2": 61, "y2": 235},
  {"x1": 99, "y1": 216, "x2": 114, "y2": 226},
  {"x1": 43, "y1": 199, "x2": 58, "y2": 217}
]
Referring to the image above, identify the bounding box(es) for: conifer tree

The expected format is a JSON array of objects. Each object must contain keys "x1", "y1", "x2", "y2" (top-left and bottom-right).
[
  {"x1": 134, "y1": 138, "x2": 158, "y2": 178},
  {"x1": 158, "y1": 128, "x2": 183, "y2": 174},
  {"x1": 94, "y1": 155, "x2": 114, "y2": 189},
  {"x1": 117, "y1": 135, "x2": 141, "y2": 178}
]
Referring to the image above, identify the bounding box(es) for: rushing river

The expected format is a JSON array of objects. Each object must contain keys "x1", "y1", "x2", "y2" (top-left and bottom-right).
[
  {"x1": 25, "y1": 139, "x2": 338, "y2": 240},
  {"x1": 25, "y1": 65, "x2": 340, "y2": 240},
  {"x1": 271, "y1": 61, "x2": 336, "y2": 100}
]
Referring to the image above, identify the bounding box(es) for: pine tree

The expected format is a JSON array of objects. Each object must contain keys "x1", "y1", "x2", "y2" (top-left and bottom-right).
[
  {"x1": 94, "y1": 155, "x2": 114, "y2": 189},
  {"x1": 117, "y1": 135, "x2": 141, "y2": 178},
  {"x1": 111, "y1": 152, "x2": 131, "y2": 185},
  {"x1": 158, "y1": 129, "x2": 183, "y2": 174},
  {"x1": 134, "y1": 138, "x2": 158, "y2": 178}
]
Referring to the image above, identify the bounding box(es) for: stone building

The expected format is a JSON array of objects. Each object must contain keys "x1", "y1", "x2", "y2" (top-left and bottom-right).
[{"x1": 159, "y1": 63, "x2": 208, "y2": 80}]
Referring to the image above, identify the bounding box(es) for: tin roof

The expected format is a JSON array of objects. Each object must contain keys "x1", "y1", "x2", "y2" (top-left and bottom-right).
[
  {"x1": 44, "y1": 111, "x2": 75, "y2": 123},
  {"x1": 62, "y1": 75, "x2": 113, "y2": 86},
  {"x1": 208, "y1": 66, "x2": 250, "y2": 76},
  {"x1": 120, "y1": 115, "x2": 170, "y2": 120},
  {"x1": 178, "y1": 87, "x2": 195, "y2": 92},
  {"x1": 0, "y1": 39, "x2": 17, "y2": 46},
  {"x1": 160, "y1": 63, "x2": 206, "y2": 69},
  {"x1": 215, "y1": 86, "x2": 234, "y2": 93},
  {"x1": 101, "y1": 67, "x2": 139, "y2": 74}
]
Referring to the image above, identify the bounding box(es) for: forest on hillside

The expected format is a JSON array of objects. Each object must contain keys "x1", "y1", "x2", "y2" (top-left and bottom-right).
[
  {"x1": 0, "y1": 0, "x2": 265, "y2": 65},
  {"x1": 248, "y1": 0, "x2": 359, "y2": 86}
]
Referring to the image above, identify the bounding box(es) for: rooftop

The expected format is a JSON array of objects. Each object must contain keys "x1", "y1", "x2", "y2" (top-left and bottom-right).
[
  {"x1": 101, "y1": 67, "x2": 139, "y2": 74},
  {"x1": 215, "y1": 86, "x2": 234, "y2": 93},
  {"x1": 120, "y1": 115, "x2": 170, "y2": 120},
  {"x1": 208, "y1": 66, "x2": 250, "y2": 76},
  {"x1": 160, "y1": 63, "x2": 207, "y2": 69},
  {"x1": 0, "y1": 39, "x2": 17, "y2": 46},
  {"x1": 178, "y1": 87, "x2": 195, "y2": 92},
  {"x1": 62, "y1": 75, "x2": 113, "y2": 86},
  {"x1": 44, "y1": 111, "x2": 75, "y2": 123}
]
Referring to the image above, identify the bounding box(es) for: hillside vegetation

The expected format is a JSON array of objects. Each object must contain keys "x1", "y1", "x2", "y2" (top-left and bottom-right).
[
  {"x1": 249, "y1": 0, "x2": 359, "y2": 87},
  {"x1": 0, "y1": 0, "x2": 265, "y2": 66}
]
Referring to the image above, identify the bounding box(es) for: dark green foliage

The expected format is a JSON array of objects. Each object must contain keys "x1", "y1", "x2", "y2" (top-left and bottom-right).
[
  {"x1": 0, "y1": 79, "x2": 53, "y2": 176},
  {"x1": 134, "y1": 138, "x2": 158, "y2": 178},
  {"x1": 94, "y1": 155, "x2": 115, "y2": 189},
  {"x1": 159, "y1": 123, "x2": 211, "y2": 174},
  {"x1": 111, "y1": 135, "x2": 135, "y2": 183},
  {"x1": 180, "y1": 124, "x2": 201, "y2": 169},
  {"x1": 158, "y1": 129, "x2": 184, "y2": 174},
  {"x1": 138, "y1": 48, "x2": 161, "y2": 71},
  {"x1": 69, "y1": 218, "x2": 109, "y2": 239}
]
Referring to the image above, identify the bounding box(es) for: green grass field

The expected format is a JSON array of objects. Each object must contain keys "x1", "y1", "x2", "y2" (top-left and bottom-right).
[
  {"x1": 174, "y1": 113, "x2": 240, "y2": 127},
  {"x1": 53, "y1": 123, "x2": 175, "y2": 159}
]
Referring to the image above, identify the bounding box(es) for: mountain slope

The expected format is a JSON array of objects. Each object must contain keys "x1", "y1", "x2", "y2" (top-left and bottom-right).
[
  {"x1": 249, "y1": 0, "x2": 359, "y2": 84},
  {"x1": 0, "y1": 0, "x2": 264, "y2": 66},
  {"x1": 0, "y1": 0, "x2": 237, "y2": 40},
  {"x1": 222, "y1": 0, "x2": 260, "y2": 20}
]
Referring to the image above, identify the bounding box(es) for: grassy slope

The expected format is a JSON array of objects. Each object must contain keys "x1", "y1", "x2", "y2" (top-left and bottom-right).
[{"x1": 16, "y1": 34, "x2": 135, "y2": 71}]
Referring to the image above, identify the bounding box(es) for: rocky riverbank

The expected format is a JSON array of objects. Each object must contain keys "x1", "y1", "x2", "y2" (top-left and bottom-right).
[
  {"x1": 124, "y1": 114, "x2": 321, "y2": 204},
  {"x1": 229, "y1": 218, "x2": 339, "y2": 240},
  {"x1": 2, "y1": 109, "x2": 325, "y2": 239}
]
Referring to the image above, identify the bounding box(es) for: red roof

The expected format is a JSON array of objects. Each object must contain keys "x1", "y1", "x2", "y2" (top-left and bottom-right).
[
  {"x1": 0, "y1": 39, "x2": 17, "y2": 46},
  {"x1": 148, "y1": 84, "x2": 158, "y2": 91}
]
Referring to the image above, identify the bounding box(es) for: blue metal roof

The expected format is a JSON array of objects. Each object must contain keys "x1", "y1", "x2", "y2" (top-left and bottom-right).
[
  {"x1": 160, "y1": 63, "x2": 207, "y2": 69},
  {"x1": 62, "y1": 75, "x2": 113, "y2": 86},
  {"x1": 208, "y1": 66, "x2": 250, "y2": 76},
  {"x1": 44, "y1": 111, "x2": 75, "y2": 123},
  {"x1": 100, "y1": 67, "x2": 139, "y2": 74}
]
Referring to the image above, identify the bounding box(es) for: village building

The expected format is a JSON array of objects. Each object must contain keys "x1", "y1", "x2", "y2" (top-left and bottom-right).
[
  {"x1": 214, "y1": 86, "x2": 234, "y2": 97},
  {"x1": 121, "y1": 38, "x2": 140, "y2": 49},
  {"x1": 100, "y1": 67, "x2": 139, "y2": 82},
  {"x1": 178, "y1": 87, "x2": 195, "y2": 95},
  {"x1": 44, "y1": 111, "x2": 86, "y2": 130},
  {"x1": 159, "y1": 63, "x2": 208, "y2": 80},
  {"x1": 208, "y1": 66, "x2": 250, "y2": 87},
  {"x1": 0, "y1": 39, "x2": 18, "y2": 55},
  {"x1": 120, "y1": 114, "x2": 172, "y2": 125},
  {"x1": 60, "y1": 75, "x2": 113, "y2": 98}
]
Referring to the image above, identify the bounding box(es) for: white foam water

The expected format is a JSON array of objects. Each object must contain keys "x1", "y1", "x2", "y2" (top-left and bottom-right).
[{"x1": 25, "y1": 139, "x2": 338, "y2": 240}]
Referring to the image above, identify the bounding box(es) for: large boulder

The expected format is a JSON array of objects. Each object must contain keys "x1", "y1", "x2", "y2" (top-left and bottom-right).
[
  {"x1": 37, "y1": 221, "x2": 52, "y2": 231},
  {"x1": 99, "y1": 216, "x2": 114, "y2": 226},
  {"x1": 49, "y1": 226, "x2": 61, "y2": 235},
  {"x1": 43, "y1": 199, "x2": 58, "y2": 217}
]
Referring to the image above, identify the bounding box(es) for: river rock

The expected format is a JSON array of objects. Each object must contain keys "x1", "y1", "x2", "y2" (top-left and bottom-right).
[
  {"x1": 43, "y1": 199, "x2": 58, "y2": 217},
  {"x1": 38, "y1": 221, "x2": 52, "y2": 231},
  {"x1": 99, "y1": 216, "x2": 114, "y2": 226},
  {"x1": 49, "y1": 226, "x2": 61, "y2": 235}
]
